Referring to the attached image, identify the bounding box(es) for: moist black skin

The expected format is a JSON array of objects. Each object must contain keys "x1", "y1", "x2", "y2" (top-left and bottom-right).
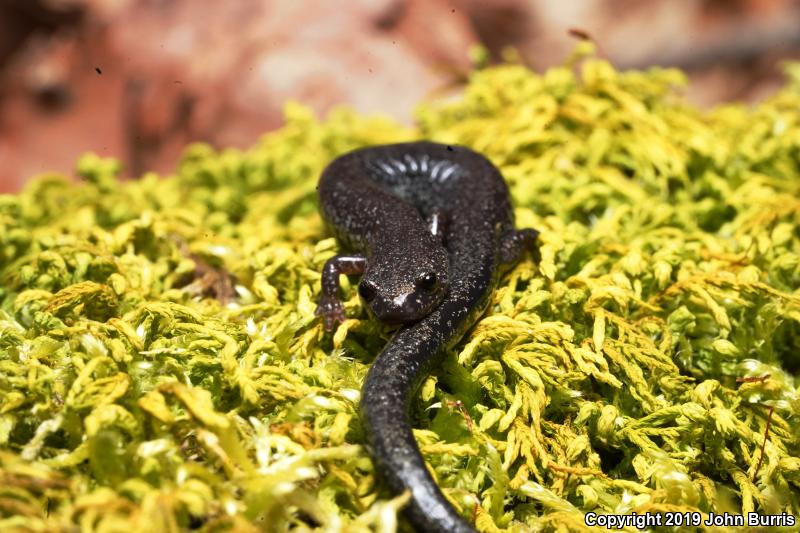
[{"x1": 316, "y1": 141, "x2": 538, "y2": 533}]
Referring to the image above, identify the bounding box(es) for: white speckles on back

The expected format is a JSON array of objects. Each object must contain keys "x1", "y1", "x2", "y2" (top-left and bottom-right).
[
  {"x1": 378, "y1": 161, "x2": 396, "y2": 176},
  {"x1": 429, "y1": 160, "x2": 445, "y2": 181},
  {"x1": 404, "y1": 154, "x2": 419, "y2": 173},
  {"x1": 418, "y1": 154, "x2": 430, "y2": 173},
  {"x1": 438, "y1": 164, "x2": 456, "y2": 183},
  {"x1": 366, "y1": 152, "x2": 463, "y2": 196}
]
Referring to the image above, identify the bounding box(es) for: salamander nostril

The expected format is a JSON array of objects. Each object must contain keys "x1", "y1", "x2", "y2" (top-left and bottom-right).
[{"x1": 358, "y1": 280, "x2": 377, "y2": 301}]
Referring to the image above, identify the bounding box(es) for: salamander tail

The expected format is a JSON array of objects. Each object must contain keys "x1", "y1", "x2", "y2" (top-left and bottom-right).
[{"x1": 360, "y1": 337, "x2": 477, "y2": 533}]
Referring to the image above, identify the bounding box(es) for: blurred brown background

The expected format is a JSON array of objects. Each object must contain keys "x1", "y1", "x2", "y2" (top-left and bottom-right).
[{"x1": 1, "y1": 0, "x2": 799, "y2": 192}]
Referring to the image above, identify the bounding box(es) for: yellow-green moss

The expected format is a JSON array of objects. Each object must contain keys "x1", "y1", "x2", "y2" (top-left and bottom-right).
[{"x1": 1, "y1": 50, "x2": 800, "y2": 532}]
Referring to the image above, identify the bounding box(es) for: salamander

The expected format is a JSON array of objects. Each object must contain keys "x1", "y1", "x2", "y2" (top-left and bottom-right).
[{"x1": 315, "y1": 141, "x2": 538, "y2": 533}]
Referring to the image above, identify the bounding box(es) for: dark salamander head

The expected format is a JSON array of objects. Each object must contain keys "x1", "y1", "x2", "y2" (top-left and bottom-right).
[{"x1": 358, "y1": 232, "x2": 449, "y2": 325}]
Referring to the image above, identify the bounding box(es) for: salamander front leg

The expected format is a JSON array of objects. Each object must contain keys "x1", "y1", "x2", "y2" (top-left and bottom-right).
[
  {"x1": 500, "y1": 228, "x2": 539, "y2": 265},
  {"x1": 316, "y1": 255, "x2": 367, "y2": 330}
]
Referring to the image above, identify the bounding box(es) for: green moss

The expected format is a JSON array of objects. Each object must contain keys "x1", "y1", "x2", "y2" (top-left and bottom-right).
[{"x1": 1, "y1": 50, "x2": 800, "y2": 531}]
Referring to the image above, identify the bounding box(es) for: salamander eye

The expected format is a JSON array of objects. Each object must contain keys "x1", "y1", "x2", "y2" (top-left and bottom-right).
[
  {"x1": 358, "y1": 280, "x2": 377, "y2": 302},
  {"x1": 416, "y1": 272, "x2": 439, "y2": 292}
]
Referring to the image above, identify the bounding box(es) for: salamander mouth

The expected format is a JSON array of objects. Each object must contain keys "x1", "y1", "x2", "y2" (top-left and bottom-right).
[
  {"x1": 367, "y1": 298, "x2": 439, "y2": 326},
  {"x1": 372, "y1": 308, "x2": 427, "y2": 326}
]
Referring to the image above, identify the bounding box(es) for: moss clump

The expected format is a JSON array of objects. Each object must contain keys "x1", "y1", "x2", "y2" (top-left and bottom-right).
[{"x1": 1, "y1": 49, "x2": 799, "y2": 531}]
